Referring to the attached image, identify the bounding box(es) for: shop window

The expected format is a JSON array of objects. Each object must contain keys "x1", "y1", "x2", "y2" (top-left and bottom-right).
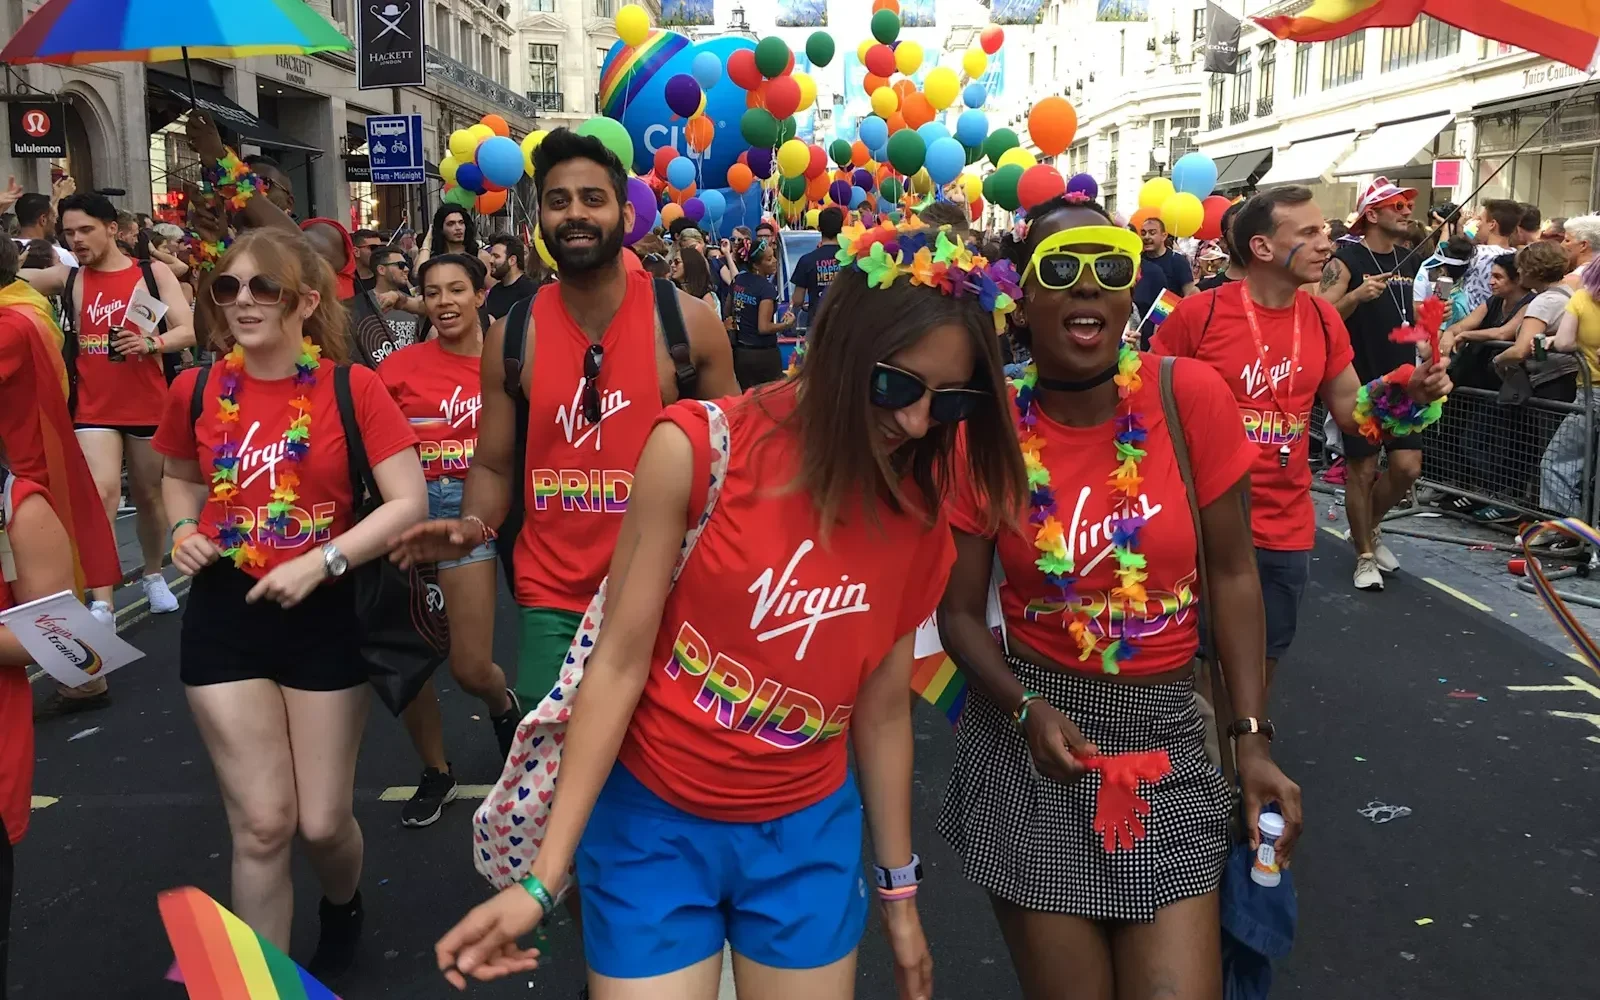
[
  {"x1": 1292, "y1": 43, "x2": 1310, "y2": 97},
  {"x1": 1380, "y1": 16, "x2": 1460, "y2": 73},
  {"x1": 1477, "y1": 112, "x2": 1515, "y2": 154},
  {"x1": 1321, "y1": 32, "x2": 1364, "y2": 90},
  {"x1": 1556, "y1": 97, "x2": 1600, "y2": 146},
  {"x1": 1476, "y1": 155, "x2": 1512, "y2": 205}
]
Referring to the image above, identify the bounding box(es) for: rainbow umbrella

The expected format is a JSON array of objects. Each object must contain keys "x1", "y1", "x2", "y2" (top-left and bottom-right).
[{"x1": 0, "y1": 0, "x2": 351, "y2": 67}]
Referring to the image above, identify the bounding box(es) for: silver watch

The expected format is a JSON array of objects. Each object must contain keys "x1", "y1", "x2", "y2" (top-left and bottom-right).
[{"x1": 321, "y1": 542, "x2": 350, "y2": 578}]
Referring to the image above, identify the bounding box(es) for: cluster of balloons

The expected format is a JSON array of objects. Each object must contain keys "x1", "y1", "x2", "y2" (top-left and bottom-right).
[
  {"x1": 439, "y1": 114, "x2": 538, "y2": 215},
  {"x1": 1132, "y1": 152, "x2": 1230, "y2": 239}
]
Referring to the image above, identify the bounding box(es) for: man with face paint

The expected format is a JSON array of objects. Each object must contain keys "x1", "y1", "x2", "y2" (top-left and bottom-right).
[{"x1": 1154, "y1": 186, "x2": 1450, "y2": 686}]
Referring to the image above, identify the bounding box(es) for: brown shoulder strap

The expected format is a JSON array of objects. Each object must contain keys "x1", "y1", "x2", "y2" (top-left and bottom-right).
[{"x1": 1157, "y1": 355, "x2": 1237, "y2": 790}]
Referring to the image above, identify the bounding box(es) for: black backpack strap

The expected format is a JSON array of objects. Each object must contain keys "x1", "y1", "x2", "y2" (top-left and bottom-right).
[
  {"x1": 654, "y1": 277, "x2": 697, "y2": 401},
  {"x1": 333, "y1": 365, "x2": 380, "y2": 508},
  {"x1": 138, "y1": 260, "x2": 169, "y2": 334},
  {"x1": 498, "y1": 293, "x2": 535, "y2": 583},
  {"x1": 62, "y1": 266, "x2": 79, "y2": 417},
  {"x1": 188, "y1": 365, "x2": 211, "y2": 430}
]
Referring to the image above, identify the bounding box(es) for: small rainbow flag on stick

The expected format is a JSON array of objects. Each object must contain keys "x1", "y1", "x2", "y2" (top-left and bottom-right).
[
  {"x1": 1143, "y1": 288, "x2": 1182, "y2": 328},
  {"x1": 159, "y1": 887, "x2": 341, "y2": 1000},
  {"x1": 911, "y1": 653, "x2": 968, "y2": 726}
]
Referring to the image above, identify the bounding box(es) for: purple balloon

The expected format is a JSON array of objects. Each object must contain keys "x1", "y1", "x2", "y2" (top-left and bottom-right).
[
  {"x1": 625, "y1": 176, "x2": 657, "y2": 246},
  {"x1": 1067, "y1": 172, "x2": 1099, "y2": 201},
  {"x1": 852, "y1": 167, "x2": 873, "y2": 189},
  {"x1": 683, "y1": 196, "x2": 706, "y2": 222},
  {"x1": 664, "y1": 73, "x2": 703, "y2": 120},
  {"x1": 747, "y1": 147, "x2": 774, "y2": 180},
  {"x1": 828, "y1": 179, "x2": 852, "y2": 205}
]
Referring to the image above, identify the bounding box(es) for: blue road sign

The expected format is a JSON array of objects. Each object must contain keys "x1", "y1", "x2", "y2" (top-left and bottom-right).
[{"x1": 366, "y1": 114, "x2": 424, "y2": 184}]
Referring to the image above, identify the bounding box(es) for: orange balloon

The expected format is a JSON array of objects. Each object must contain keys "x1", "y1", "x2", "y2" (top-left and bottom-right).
[
  {"x1": 851, "y1": 140, "x2": 870, "y2": 166},
  {"x1": 1130, "y1": 207, "x2": 1158, "y2": 230},
  {"x1": 685, "y1": 115, "x2": 715, "y2": 152},
  {"x1": 892, "y1": 78, "x2": 917, "y2": 102},
  {"x1": 475, "y1": 189, "x2": 508, "y2": 214},
  {"x1": 670, "y1": 183, "x2": 697, "y2": 204},
  {"x1": 876, "y1": 163, "x2": 895, "y2": 183},
  {"x1": 1028, "y1": 96, "x2": 1079, "y2": 158},
  {"x1": 863, "y1": 72, "x2": 890, "y2": 95},
  {"x1": 480, "y1": 114, "x2": 509, "y2": 137},
  {"x1": 727, "y1": 163, "x2": 755, "y2": 193},
  {"x1": 885, "y1": 111, "x2": 907, "y2": 134},
  {"x1": 901, "y1": 92, "x2": 935, "y2": 129},
  {"x1": 872, "y1": 0, "x2": 899, "y2": 12},
  {"x1": 660, "y1": 203, "x2": 684, "y2": 225},
  {"x1": 807, "y1": 173, "x2": 830, "y2": 200}
]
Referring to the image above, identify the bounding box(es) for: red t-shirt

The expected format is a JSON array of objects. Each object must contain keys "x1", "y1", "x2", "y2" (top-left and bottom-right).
[
  {"x1": 377, "y1": 340, "x2": 481, "y2": 480},
  {"x1": 620, "y1": 386, "x2": 956, "y2": 823},
  {"x1": 153, "y1": 360, "x2": 418, "y2": 578},
  {"x1": 950, "y1": 356, "x2": 1254, "y2": 677},
  {"x1": 72, "y1": 264, "x2": 169, "y2": 426},
  {"x1": 1151, "y1": 284, "x2": 1354, "y2": 551},
  {"x1": 0, "y1": 476, "x2": 49, "y2": 845}
]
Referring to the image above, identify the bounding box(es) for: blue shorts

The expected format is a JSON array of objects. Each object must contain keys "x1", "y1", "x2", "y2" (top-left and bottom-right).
[
  {"x1": 575, "y1": 764, "x2": 868, "y2": 979},
  {"x1": 1256, "y1": 547, "x2": 1311, "y2": 660},
  {"x1": 426, "y1": 476, "x2": 495, "y2": 570}
]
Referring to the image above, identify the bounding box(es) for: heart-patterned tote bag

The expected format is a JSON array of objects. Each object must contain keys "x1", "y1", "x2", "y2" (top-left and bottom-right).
[{"x1": 473, "y1": 400, "x2": 731, "y2": 891}]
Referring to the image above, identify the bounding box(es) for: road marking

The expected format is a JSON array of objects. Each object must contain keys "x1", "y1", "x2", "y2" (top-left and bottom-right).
[
  {"x1": 1320, "y1": 526, "x2": 1347, "y2": 540},
  {"x1": 1423, "y1": 577, "x2": 1493, "y2": 613},
  {"x1": 31, "y1": 795, "x2": 58, "y2": 810},
  {"x1": 1505, "y1": 676, "x2": 1600, "y2": 745},
  {"x1": 380, "y1": 784, "x2": 496, "y2": 802}
]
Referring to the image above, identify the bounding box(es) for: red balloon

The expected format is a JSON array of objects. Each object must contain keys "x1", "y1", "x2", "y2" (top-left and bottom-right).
[
  {"x1": 728, "y1": 49, "x2": 761, "y2": 90},
  {"x1": 1017, "y1": 164, "x2": 1066, "y2": 212},
  {"x1": 805, "y1": 144, "x2": 828, "y2": 179},
  {"x1": 1197, "y1": 194, "x2": 1233, "y2": 241},
  {"x1": 969, "y1": 195, "x2": 984, "y2": 222},
  {"x1": 980, "y1": 25, "x2": 1005, "y2": 55},
  {"x1": 783, "y1": 50, "x2": 795, "y2": 76},
  {"x1": 653, "y1": 146, "x2": 676, "y2": 179},
  {"x1": 765, "y1": 75, "x2": 802, "y2": 118},
  {"x1": 865, "y1": 44, "x2": 896, "y2": 78}
]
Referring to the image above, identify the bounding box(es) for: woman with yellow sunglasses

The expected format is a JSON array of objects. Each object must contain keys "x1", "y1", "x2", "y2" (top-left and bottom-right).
[{"x1": 938, "y1": 192, "x2": 1303, "y2": 999}]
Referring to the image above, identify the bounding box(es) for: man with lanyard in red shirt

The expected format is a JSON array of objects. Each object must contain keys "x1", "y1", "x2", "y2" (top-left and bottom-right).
[{"x1": 1154, "y1": 186, "x2": 1450, "y2": 687}]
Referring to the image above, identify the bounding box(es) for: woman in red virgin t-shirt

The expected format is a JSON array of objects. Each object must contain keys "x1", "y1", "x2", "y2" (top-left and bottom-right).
[
  {"x1": 936, "y1": 194, "x2": 1303, "y2": 999},
  {"x1": 153, "y1": 228, "x2": 425, "y2": 976},
  {"x1": 433, "y1": 225, "x2": 1028, "y2": 1000}
]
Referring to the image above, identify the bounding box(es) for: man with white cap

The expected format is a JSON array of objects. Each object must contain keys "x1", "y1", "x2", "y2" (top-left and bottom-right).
[{"x1": 1318, "y1": 177, "x2": 1424, "y2": 592}]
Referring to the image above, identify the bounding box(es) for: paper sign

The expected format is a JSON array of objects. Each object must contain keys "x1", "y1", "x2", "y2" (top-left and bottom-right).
[
  {"x1": 122, "y1": 282, "x2": 168, "y2": 336},
  {"x1": 0, "y1": 590, "x2": 143, "y2": 687},
  {"x1": 1432, "y1": 159, "x2": 1463, "y2": 189}
]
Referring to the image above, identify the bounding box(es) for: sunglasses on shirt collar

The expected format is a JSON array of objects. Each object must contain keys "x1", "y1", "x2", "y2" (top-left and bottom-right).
[
  {"x1": 581, "y1": 343, "x2": 604, "y2": 424},
  {"x1": 1022, "y1": 226, "x2": 1144, "y2": 292}
]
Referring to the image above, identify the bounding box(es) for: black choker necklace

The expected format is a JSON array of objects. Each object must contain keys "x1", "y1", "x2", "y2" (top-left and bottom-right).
[{"x1": 1037, "y1": 361, "x2": 1120, "y2": 392}]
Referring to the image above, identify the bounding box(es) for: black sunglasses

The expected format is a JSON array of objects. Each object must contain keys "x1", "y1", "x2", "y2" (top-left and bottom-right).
[
  {"x1": 210, "y1": 273, "x2": 285, "y2": 306},
  {"x1": 582, "y1": 343, "x2": 604, "y2": 424},
  {"x1": 870, "y1": 363, "x2": 987, "y2": 424}
]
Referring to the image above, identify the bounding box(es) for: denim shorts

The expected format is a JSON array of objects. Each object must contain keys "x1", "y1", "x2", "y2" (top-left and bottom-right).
[
  {"x1": 426, "y1": 476, "x2": 496, "y2": 570},
  {"x1": 1256, "y1": 547, "x2": 1312, "y2": 660}
]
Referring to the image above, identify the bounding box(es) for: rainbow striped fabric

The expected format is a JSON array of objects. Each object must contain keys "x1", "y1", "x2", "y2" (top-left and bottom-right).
[
  {"x1": 159, "y1": 887, "x2": 340, "y2": 1000},
  {"x1": 1521, "y1": 519, "x2": 1600, "y2": 680},
  {"x1": 0, "y1": 0, "x2": 351, "y2": 66},
  {"x1": 1145, "y1": 289, "x2": 1182, "y2": 327},
  {"x1": 1255, "y1": 0, "x2": 1599, "y2": 72},
  {"x1": 911, "y1": 653, "x2": 968, "y2": 727}
]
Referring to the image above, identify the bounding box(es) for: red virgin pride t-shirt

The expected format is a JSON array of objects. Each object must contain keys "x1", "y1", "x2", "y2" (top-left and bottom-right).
[
  {"x1": 153, "y1": 360, "x2": 418, "y2": 578},
  {"x1": 378, "y1": 340, "x2": 481, "y2": 480}
]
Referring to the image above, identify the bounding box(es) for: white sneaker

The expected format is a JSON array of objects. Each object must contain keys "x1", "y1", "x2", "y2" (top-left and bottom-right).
[
  {"x1": 1353, "y1": 554, "x2": 1385, "y2": 591},
  {"x1": 1373, "y1": 537, "x2": 1400, "y2": 574},
  {"x1": 142, "y1": 573, "x2": 179, "y2": 614},
  {"x1": 88, "y1": 600, "x2": 115, "y2": 630}
]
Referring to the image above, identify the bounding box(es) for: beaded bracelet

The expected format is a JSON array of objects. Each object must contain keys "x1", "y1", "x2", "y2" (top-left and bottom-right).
[
  {"x1": 1352, "y1": 364, "x2": 1445, "y2": 444},
  {"x1": 462, "y1": 514, "x2": 497, "y2": 545},
  {"x1": 200, "y1": 149, "x2": 261, "y2": 214}
]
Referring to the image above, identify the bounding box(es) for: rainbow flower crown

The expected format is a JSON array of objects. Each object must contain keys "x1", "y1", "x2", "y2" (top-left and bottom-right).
[{"x1": 835, "y1": 217, "x2": 1022, "y2": 333}]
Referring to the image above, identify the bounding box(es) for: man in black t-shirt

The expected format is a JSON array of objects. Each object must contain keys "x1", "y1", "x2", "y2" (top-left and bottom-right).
[
  {"x1": 788, "y1": 206, "x2": 843, "y2": 335},
  {"x1": 484, "y1": 234, "x2": 536, "y2": 320},
  {"x1": 1133, "y1": 217, "x2": 1198, "y2": 344},
  {"x1": 1197, "y1": 200, "x2": 1247, "y2": 292}
]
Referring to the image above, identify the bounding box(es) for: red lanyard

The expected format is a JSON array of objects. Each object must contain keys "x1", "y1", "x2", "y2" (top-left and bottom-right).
[{"x1": 1237, "y1": 283, "x2": 1301, "y2": 421}]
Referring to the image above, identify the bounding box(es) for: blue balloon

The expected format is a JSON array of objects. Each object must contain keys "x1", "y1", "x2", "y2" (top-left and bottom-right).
[
  {"x1": 858, "y1": 114, "x2": 888, "y2": 151},
  {"x1": 1171, "y1": 152, "x2": 1219, "y2": 198},
  {"x1": 963, "y1": 83, "x2": 987, "y2": 108},
  {"x1": 455, "y1": 162, "x2": 485, "y2": 195},
  {"x1": 476, "y1": 135, "x2": 525, "y2": 188},
  {"x1": 956, "y1": 108, "x2": 989, "y2": 147},
  {"x1": 925, "y1": 137, "x2": 966, "y2": 185},
  {"x1": 849, "y1": 186, "x2": 867, "y2": 208},
  {"x1": 692, "y1": 50, "x2": 722, "y2": 90},
  {"x1": 917, "y1": 121, "x2": 950, "y2": 145},
  {"x1": 666, "y1": 155, "x2": 697, "y2": 190},
  {"x1": 700, "y1": 188, "x2": 726, "y2": 221}
]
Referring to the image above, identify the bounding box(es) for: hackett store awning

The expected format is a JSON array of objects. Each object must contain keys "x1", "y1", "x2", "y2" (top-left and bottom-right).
[{"x1": 147, "y1": 70, "x2": 320, "y2": 154}]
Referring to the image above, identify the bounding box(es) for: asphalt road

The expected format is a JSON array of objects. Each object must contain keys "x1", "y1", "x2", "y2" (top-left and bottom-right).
[{"x1": 11, "y1": 535, "x2": 1600, "y2": 999}]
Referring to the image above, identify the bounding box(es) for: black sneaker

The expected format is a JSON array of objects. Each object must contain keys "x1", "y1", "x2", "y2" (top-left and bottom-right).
[
  {"x1": 307, "y1": 890, "x2": 364, "y2": 980},
  {"x1": 400, "y1": 766, "x2": 457, "y2": 828},
  {"x1": 491, "y1": 688, "x2": 523, "y2": 760}
]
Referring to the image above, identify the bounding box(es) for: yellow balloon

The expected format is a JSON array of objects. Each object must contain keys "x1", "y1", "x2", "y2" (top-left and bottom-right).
[
  {"x1": 870, "y1": 86, "x2": 899, "y2": 118},
  {"x1": 910, "y1": 168, "x2": 933, "y2": 194},
  {"x1": 895, "y1": 40, "x2": 924, "y2": 76},
  {"x1": 439, "y1": 154, "x2": 460, "y2": 186},
  {"x1": 960, "y1": 172, "x2": 982, "y2": 203},
  {"x1": 857, "y1": 39, "x2": 875, "y2": 64},
  {"x1": 1160, "y1": 192, "x2": 1206, "y2": 239},
  {"x1": 520, "y1": 129, "x2": 547, "y2": 156},
  {"x1": 448, "y1": 129, "x2": 479, "y2": 162},
  {"x1": 997, "y1": 146, "x2": 1037, "y2": 171},
  {"x1": 1139, "y1": 177, "x2": 1176, "y2": 211},
  {"x1": 778, "y1": 138, "x2": 810, "y2": 178},
  {"x1": 467, "y1": 123, "x2": 494, "y2": 146},
  {"x1": 962, "y1": 48, "x2": 988, "y2": 80},
  {"x1": 923, "y1": 67, "x2": 959, "y2": 110},
  {"x1": 805, "y1": 208, "x2": 821, "y2": 228},
  {"x1": 793, "y1": 71, "x2": 817, "y2": 113},
  {"x1": 694, "y1": 92, "x2": 707, "y2": 117},
  {"x1": 533, "y1": 227, "x2": 557, "y2": 269},
  {"x1": 615, "y1": 3, "x2": 650, "y2": 47}
]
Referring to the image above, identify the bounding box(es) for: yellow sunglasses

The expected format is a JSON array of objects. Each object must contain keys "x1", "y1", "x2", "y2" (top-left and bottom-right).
[{"x1": 1023, "y1": 226, "x2": 1144, "y2": 291}]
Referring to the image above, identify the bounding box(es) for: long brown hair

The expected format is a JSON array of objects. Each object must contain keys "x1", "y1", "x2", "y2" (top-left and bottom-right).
[
  {"x1": 777, "y1": 260, "x2": 1026, "y2": 536},
  {"x1": 196, "y1": 228, "x2": 350, "y2": 363},
  {"x1": 676, "y1": 245, "x2": 713, "y2": 299}
]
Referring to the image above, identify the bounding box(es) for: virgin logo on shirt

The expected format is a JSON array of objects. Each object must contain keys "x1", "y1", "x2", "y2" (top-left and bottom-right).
[
  {"x1": 234, "y1": 420, "x2": 292, "y2": 491},
  {"x1": 748, "y1": 539, "x2": 871, "y2": 661},
  {"x1": 1060, "y1": 486, "x2": 1164, "y2": 577},
  {"x1": 439, "y1": 385, "x2": 482, "y2": 430},
  {"x1": 1239, "y1": 357, "x2": 1299, "y2": 401},
  {"x1": 554, "y1": 378, "x2": 630, "y2": 450},
  {"x1": 85, "y1": 291, "x2": 129, "y2": 330}
]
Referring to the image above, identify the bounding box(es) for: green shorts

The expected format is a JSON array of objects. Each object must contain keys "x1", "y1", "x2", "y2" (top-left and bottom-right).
[{"x1": 515, "y1": 606, "x2": 585, "y2": 704}]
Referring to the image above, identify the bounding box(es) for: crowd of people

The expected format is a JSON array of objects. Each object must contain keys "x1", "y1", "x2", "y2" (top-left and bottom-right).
[{"x1": 4, "y1": 107, "x2": 1590, "y2": 1000}]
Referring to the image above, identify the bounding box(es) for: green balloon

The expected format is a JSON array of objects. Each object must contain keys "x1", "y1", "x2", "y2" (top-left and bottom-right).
[
  {"x1": 981, "y1": 171, "x2": 998, "y2": 203},
  {"x1": 755, "y1": 36, "x2": 791, "y2": 78},
  {"x1": 740, "y1": 108, "x2": 779, "y2": 147},
  {"x1": 443, "y1": 185, "x2": 476, "y2": 209},
  {"x1": 990, "y1": 164, "x2": 1024, "y2": 212},
  {"x1": 776, "y1": 115, "x2": 798, "y2": 144},
  {"x1": 983, "y1": 127, "x2": 1020, "y2": 166},
  {"x1": 830, "y1": 139, "x2": 853, "y2": 168},
  {"x1": 575, "y1": 116, "x2": 634, "y2": 173},
  {"x1": 886, "y1": 130, "x2": 926, "y2": 176},
  {"x1": 965, "y1": 142, "x2": 984, "y2": 166},
  {"x1": 805, "y1": 31, "x2": 836, "y2": 67},
  {"x1": 880, "y1": 177, "x2": 904, "y2": 202},
  {"x1": 870, "y1": 9, "x2": 900, "y2": 44},
  {"x1": 779, "y1": 175, "x2": 808, "y2": 200}
]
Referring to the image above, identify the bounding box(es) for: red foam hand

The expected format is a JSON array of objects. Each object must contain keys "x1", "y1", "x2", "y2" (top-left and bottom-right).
[
  {"x1": 1081, "y1": 750, "x2": 1173, "y2": 853},
  {"x1": 1388, "y1": 324, "x2": 1427, "y2": 344}
]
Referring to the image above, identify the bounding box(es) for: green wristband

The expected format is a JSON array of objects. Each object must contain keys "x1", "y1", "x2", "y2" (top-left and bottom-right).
[
  {"x1": 172, "y1": 518, "x2": 200, "y2": 533},
  {"x1": 519, "y1": 873, "x2": 554, "y2": 919}
]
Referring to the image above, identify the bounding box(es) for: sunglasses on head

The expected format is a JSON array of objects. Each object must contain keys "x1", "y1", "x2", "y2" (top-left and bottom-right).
[
  {"x1": 1023, "y1": 226, "x2": 1144, "y2": 292},
  {"x1": 581, "y1": 343, "x2": 604, "y2": 424},
  {"x1": 870, "y1": 363, "x2": 987, "y2": 424},
  {"x1": 210, "y1": 273, "x2": 286, "y2": 306}
]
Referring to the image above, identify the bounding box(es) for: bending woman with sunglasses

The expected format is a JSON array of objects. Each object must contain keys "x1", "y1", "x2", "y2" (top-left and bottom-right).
[
  {"x1": 728, "y1": 236, "x2": 793, "y2": 389},
  {"x1": 154, "y1": 229, "x2": 427, "y2": 978},
  {"x1": 937, "y1": 194, "x2": 1304, "y2": 999},
  {"x1": 431, "y1": 223, "x2": 1027, "y2": 1000}
]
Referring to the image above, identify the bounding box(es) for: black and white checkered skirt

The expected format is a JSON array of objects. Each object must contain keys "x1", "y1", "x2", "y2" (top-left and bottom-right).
[{"x1": 936, "y1": 655, "x2": 1231, "y2": 922}]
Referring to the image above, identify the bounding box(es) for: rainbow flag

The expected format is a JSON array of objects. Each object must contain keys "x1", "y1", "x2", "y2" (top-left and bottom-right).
[
  {"x1": 1255, "y1": 0, "x2": 1600, "y2": 72},
  {"x1": 1144, "y1": 288, "x2": 1182, "y2": 327},
  {"x1": 911, "y1": 653, "x2": 968, "y2": 726},
  {"x1": 159, "y1": 887, "x2": 341, "y2": 1000}
]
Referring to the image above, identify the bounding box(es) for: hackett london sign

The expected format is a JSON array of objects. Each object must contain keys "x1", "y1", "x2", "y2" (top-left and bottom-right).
[
  {"x1": 8, "y1": 102, "x2": 65, "y2": 158},
  {"x1": 357, "y1": 1, "x2": 426, "y2": 90}
]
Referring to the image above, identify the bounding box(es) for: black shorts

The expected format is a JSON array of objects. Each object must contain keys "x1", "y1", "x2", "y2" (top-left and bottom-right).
[
  {"x1": 733, "y1": 346, "x2": 784, "y2": 390},
  {"x1": 1256, "y1": 547, "x2": 1312, "y2": 661},
  {"x1": 73, "y1": 423, "x2": 158, "y2": 439},
  {"x1": 1342, "y1": 431, "x2": 1424, "y2": 461},
  {"x1": 179, "y1": 563, "x2": 367, "y2": 691}
]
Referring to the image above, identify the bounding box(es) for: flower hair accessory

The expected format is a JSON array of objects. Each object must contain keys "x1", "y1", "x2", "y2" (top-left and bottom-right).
[{"x1": 835, "y1": 218, "x2": 1022, "y2": 333}]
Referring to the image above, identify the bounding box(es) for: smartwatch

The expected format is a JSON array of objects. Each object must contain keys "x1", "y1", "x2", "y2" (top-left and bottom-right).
[{"x1": 872, "y1": 855, "x2": 923, "y2": 890}]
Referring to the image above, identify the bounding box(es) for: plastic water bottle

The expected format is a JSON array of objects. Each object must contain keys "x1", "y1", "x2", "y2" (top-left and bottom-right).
[{"x1": 1251, "y1": 811, "x2": 1285, "y2": 887}]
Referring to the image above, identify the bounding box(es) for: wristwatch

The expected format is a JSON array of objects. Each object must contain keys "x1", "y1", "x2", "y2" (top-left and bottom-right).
[
  {"x1": 1228, "y1": 717, "x2": 1275, "y2": 741},
  {"x1": 321, "y1": 542, "x2": 350, "y2": 579},
  {"x1": 872, "y1": 855, "x2": 923, "y2": 890}
]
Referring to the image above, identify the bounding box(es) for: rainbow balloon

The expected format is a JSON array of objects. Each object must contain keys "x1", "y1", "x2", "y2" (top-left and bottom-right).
[
  {"x1": 159, "y1": 887, "x2": 340, "y2": 1000},
  {"x1": 598, "y1": 28, "x2": 690, "y2": 120}
]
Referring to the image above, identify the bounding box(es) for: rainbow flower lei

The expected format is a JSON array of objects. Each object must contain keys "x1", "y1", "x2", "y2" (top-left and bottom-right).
[
  {"x1": 834, "y1": 218, "x2": 1022, "y2": 333},
  {"x1": 210, "y1": 337, "x2": 321, "y2": 570},
  {"x1": 1352, "y1": 363, "x2": 1445, "y2": 443},
  {"x1": 199, "y1": 149, "x2": 261, "y2": 214},
  {"x1": 1015, "y1": 344, "x2": 1149, "y2": 674}
]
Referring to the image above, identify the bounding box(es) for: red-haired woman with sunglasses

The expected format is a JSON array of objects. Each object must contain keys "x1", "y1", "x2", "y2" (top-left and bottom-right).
[{"x1": 153, "y1": 228, "x2": 427, "y2": 979}]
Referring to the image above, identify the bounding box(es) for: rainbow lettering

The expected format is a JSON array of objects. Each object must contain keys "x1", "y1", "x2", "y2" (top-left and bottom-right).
[
  {"x1": 694, "y1": 653, "x2": 755, "y2": 728},
  {"x1": 734, "y1": 678, "x2": 783, "y2": 733},
  {"x1": 1023, "y1": 570, "x2": 1198, "y2": 645},
  {"x1": 530, "y1": 468, "x2": 632, "y2": 513},
  {"x1": 418, "y1": 438, "x2": 476, "y2": 473},
  {"x1": 754, "y1": 687, "x2": 826, "y2": 749},
  {"x1": 217, "y1": 502, "x2": 336, "y2": 550},
  {"x1": 817, "y1": 703, "x2": 854, "y2": 742},
  {"x1": 1240, "y1": 407, "x2": 1308, "y2": 447},
  {"x1": 666, "y1": 620, "x2": 712, "y2": 680},
  {"x1": 77, "y1": 332, "x2": 110, "y2": 355}
]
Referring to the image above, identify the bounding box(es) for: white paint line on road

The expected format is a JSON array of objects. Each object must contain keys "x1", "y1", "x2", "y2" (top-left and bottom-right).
[
  {"x1": 380, "y1": 784, "x2": 496, "y2": 802},
  {"x1": 1423, "y1": 577, "x2": 1494, "y2": 614},
  {"x1": 30, "y1": 795, "x2": 58, "y2": 810},
  {"x1": 1320, "y1": 526, "x2": 1347, "y2": 540}
]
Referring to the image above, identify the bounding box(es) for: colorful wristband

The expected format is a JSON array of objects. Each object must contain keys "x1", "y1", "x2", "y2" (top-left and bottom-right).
[
  {"x1": 172, "y1": 518, "x2": 200, "y2": 533},
  {"x1": 518, "y1": 873, "x2": 555, "y2": 920},
  {"x1": 876, "y1": 884, "x2": 919, "y2": 901},
  {"x1": 462, "y1": 514, "x2": 497, "y2": 545},
  {"x1": 1353, "y1": 364, "x2": 1445, "y2": 444}
]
